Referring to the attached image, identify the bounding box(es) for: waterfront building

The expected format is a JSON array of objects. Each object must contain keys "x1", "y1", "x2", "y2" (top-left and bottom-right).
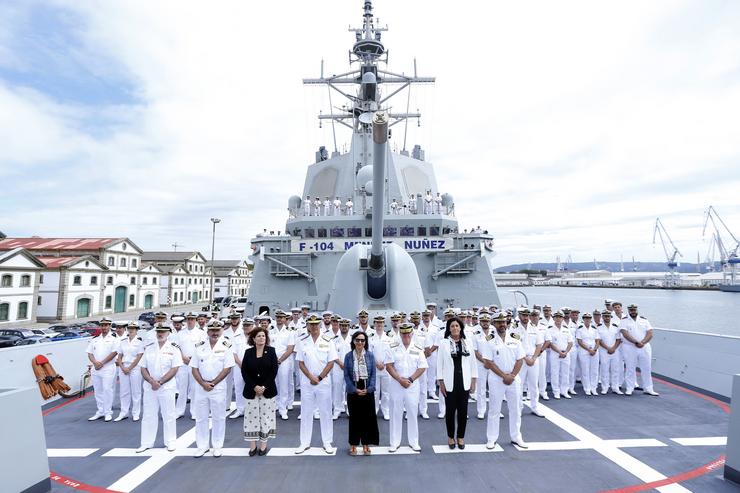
[
  {"x1": 142, "y1": 251, "x2": 211, "y2": 306},
  {"x1": 0, "y1": 248, "x2": 44, "y2": 325},
  {"x1": 207, "y1": 260, "x2": 252, "y2": 298}
]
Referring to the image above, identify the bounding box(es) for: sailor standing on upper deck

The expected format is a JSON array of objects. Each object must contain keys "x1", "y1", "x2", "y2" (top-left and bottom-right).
[
  {"x1": 345, "y1": 197, "x2": 354, "y2": 216},
  {"x1": 304, "y1": 196, "x2": 312, "y2": 216},
  {"x1": 333, "y1": 197, "x2": 342, "y2": 216},
  {"x1": 87, "y1": 317, "x2": 119, "y2": 422},
  {"x1": 620, "y1": 304, "x2": 659, "y2": 396}
]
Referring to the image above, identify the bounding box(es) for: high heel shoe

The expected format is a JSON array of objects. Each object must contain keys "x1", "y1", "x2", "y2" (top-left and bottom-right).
[
  {"x1": 258, "y1": 447, "x2": 268, "y2": 456},
  {"x1": 457, "y1": 439, "x2": 465, "y2": 450},
  {"x1": 448, "y1": 439, "x2": 456, "y2": 450},
  {"x1": 248, "y1": 448, "x2": 258, "y2": 457},
  {"x1": 363, "y1": 445, "x2": 371, "y2": 455}
]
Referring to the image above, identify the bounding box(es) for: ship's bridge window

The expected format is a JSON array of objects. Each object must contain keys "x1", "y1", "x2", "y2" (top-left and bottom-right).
[
  {"x1": 365, "y1": 227, "x2": 372, "y2": 237},
  {"x1": 400, "y1": 226, "x2": 414, "y2": 236},
  {"x1": 304, "y1": 228, "x2": 315, "y2": 238},
  {"x1": 383, "y1": 226, "x2": 398, "y2": 237},
  {"x1": 430, "y1": 226, "x2": 440, "y2": 236},
  {"x1": 417, "y1": 226, "x2": 427, "y2": 236},
  {"x1": 348, "y1": 227, "x2": 362, "y2": 238},
  {"x1": 330, "y1": 227, "x2": 345, "y2": 238},
  {"x1": 317, "y1": 228, "x2": 327, "y2": 238}
]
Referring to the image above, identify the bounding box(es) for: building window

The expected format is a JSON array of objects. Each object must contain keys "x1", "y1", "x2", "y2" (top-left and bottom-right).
[
  {"x1": 39, "y1": 274, "x2": 44, "y2": 284},
  {"x1": 20, "y1": 275, "x2": 31, "y2": 287},
  {"x1": 152, "y1": 277, "x2": 157, "y2": 284},
  {"x1": 129, "y1": 294, "x2": 135, "y2": 306},
  {"x1": 107, "y1": 276, "x2": 113, "y2": 285},
  {"x1": 132, "y1": 259, "x2": 138, "y2": 268},
  {"x1": 188, "y1": 278, "x2": 192, "y2": 285},
  {"x1": 73, "y1": 275, "x2": 82, "y2": 286},
  {"x1": 0, "y1": 303, "x2": 8, "y2": 321},
  {"x1": 105, "y1": 296, "x2": 112, "y2": 309},
  {"x1": 121, "y1": 258, "x2": 127, "y2": 267},
  {"x1": 108, "y1": 257, "x2": 115, "y2": 266},
  {"x1": 142, "y1": 277, "x2": 148, "y2": 285},
  {"x1": 37, "y1": 296, "x2": 42, "y2": 305},
  {"x1": 187, "y1": 292, "x2": 191, "y2": 301},
  {"x1": 1, "y1": 275, "x2": 12, "y2": 287},
  {"x1": 130, "y1": 276, "x2": 136, "y2": 285},
  {"x1": 122, "y1": 243, "x2": 127, "y2": 250},
  {"x1": 17, "y1": 302, "x2": 28, "y2": 319},
  {"x1": 90, "y1": 276, "x2": 98, "y2": 286}
]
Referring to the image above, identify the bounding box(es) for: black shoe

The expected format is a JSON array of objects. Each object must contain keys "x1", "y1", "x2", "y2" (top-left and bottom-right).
[
  {"x1": 448, "y1": 440, "x2": 456, "y2": 450},
  {"x1": 457, "y1": 441, "x2": 465, "y2": 450},
  {"x1": 258, "y1": 448, "x2": 268, "y2": 456},
  {"x1": 249, "y1": 448, "x2": 258, "y2": 457}
]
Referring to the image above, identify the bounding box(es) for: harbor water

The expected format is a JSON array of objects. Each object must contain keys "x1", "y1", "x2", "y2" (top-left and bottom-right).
[{"x1": 503, "y1": 286, "x2": 740, "y2": 337}]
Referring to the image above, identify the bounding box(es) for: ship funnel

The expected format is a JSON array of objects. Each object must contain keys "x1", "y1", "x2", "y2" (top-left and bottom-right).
[{"x1": 369, "y1": 111, "x2": 388, "y2": 278}]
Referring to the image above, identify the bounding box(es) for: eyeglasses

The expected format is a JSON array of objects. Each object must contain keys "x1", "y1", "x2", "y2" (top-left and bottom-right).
[{"x1": 355, "y1": 339, "x2": 366, "y2": 343}]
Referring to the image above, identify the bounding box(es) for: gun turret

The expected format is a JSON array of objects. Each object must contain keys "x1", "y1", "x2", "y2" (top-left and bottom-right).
[{"x1": 368, "y1": 111, "x2": 388, "y2": 278}]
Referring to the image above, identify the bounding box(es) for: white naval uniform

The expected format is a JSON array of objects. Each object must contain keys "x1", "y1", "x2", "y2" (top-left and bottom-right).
[
  {"x1": 482, "y1": 332, "x2": 526, "y2": 445},
  {"x1": 547, "y1": 324, "x2": 574, "y2": 397},
  {"x1": 368, "y1": 330, "x2": 392, "y2": 419},
  {"x1": 86, "y1": 333, "x2": 119, "y2": 418},
  {"x1": 597, "y1": 322, "x2": 622, "y2": 391},
  {"x1": 472, "y1": 327, "x2": 493, "y2": 417},
  {"x1": 612, "y1": 315, "x2": 627, "y2": 386},
  {"x1": 323, "y1": 199, "x2": 331, "y2": 216},
  {"x1": 576, "y1": 324, "x2": 600, "y2": 394},
  {"x1": 345, "y1": 200, "x2": 353, "y2": 215},
  {"x1": 289, "y1": 319, "x2": 306, "y2": 402},
  {"x1": 326, "y1": 331, "x2": 350, "y2": 417},
  {"x1": 270, "y1": 325, "x2": 296, "y2": 414},
  {"x1": 222, "y1": 325, "x2": 239, "y2": 410},
  {"x1": 513, "y1": 322, "x2": 545, "y2": 413},
  {"x1": 620, "y1": 315, "x2": 655, "y2": 393},
  {"x1": 303, "y1": 199, "x2": 311, "y2": 216},
  {"x1": 139, "y1": 340, "x2": 182, "y2": 449},
  {"x1": 535, "y1": 321, "x2": 550, "y2": 398},
  {"x1": 118, "y1": 335, "x2": 145, "y2": 419},
  {"x1": 296, "y1": 333, "x2": 338, "y2": 448},
  {"x1": 190, "y1": 337, "x2": 235, "y2": 450},
  {"x1": 567, "y1": 320, "x2": 580, "y2": 392},
  {"x1": 424, "y1": 194, "x2": 433, "y2": 214},
  {"x1": 175, "y1": 326, "x2": 207, "y2": 417},
  {"x1": 412, "y1": 327, "x2": 432, "y2": 416},
  {"x1": 385, "y1": 340, "x2": 428, "y2": 449},
  {"x1": 422, "y1": 323, "x2": 442, "y2": 398},
  {"x1": 231, "y1": 330, "x2": 250, "y2": 414},
  {"x1": 332, "y1": 199, "x2": 341, "y2": 216}
]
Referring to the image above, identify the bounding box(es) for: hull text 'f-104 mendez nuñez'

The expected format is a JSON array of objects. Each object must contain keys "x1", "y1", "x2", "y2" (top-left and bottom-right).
[{"x1": 248, "y1": 1, "x2": 502, "y2": 317}]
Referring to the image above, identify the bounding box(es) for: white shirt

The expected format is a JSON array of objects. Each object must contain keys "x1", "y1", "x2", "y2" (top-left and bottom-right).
[
  {"x1": 576, "y1": 324, "x2": 600, "y2": 353},
  {"x1": 511, "y1": 322, "x2": 545, "y2": 357},
  {"x1": 140, "y1": 340, "x2": 183, "y2": 390},
  {"x1": 436, "y1": 337, "x2": 478, "y2": 391},
  {"x1": 86, "y1": 333, "x2": 119, "y2": 375},
  {"x1": 598, "y1": 323, "x2": 622, "y2": 349},
  {"x1": 179, "y1": 326, "x2": 207, "y2": 359},
  {"x1": 270, "y1": 325, "x2": 296, "y2": 358},
  {"x1": 232, "y1": 330, "x2": 250, "y2": 364},
  {"x1": 385, "y1": 340, "x2": 428, "y2": 382},
  {"x1": 296, "y1": 333, "x2": 338, "y2": 383},
  {"x1": 620, "y1": 315, "x2": 653, "y2": 346},
  {"x1": 119, "y1": 335, "x2": 145, "y2": 365},
  {"x1": 368, "y1": 330, "x2": 392, "y2": 365},
  {"x1": 190, "y1": 336, "x2": 235, "y2": 388},
  {"x1": 548, "y1": 325, "x2": 574, "y2": 352},
  {"x1": 482, "y1": 332, "x2": 525, "y2": 376}
]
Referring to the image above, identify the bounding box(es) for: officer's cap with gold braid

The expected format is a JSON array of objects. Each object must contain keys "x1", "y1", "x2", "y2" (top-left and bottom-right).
[
  {"x1": 358, "y1": 309, "x2": 369, "y2": 317},
  {"x1": 399, "y1": 323, "x2": 414, "y2": 334},
  {"x1": 154, "y1": 322, "x2": 172, "y2": 332},
  {"x1": 306, "y1": 314, "x2": 321, "y2": 324},
  {"x1": 373, "y1": 315, "x2": 385, "y2": 322},
  {"x1": 492, "y1": 312, "x2": 507, "y2": 323},
  {"x1": 207, "y1": 319, "x2": 223, "y2": 329}
]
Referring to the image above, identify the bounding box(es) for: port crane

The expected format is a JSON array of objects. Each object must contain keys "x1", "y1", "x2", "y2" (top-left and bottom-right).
[
  {"x1": 653, "y1": 217, "x2": 682, "y2": 287},
  {"x1": 702, "y1": 205, "x2": 740, "y2": 287}
]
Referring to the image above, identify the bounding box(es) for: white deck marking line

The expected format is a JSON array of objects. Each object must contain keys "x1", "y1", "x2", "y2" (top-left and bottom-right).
[
  {"x1": 432, "y1": 443, "x2": 503, "y2": 454},
  {"x1": 47, "y1": 448, "x2": 98, "y2": 457},
  {"x1": 105, "y1": 447, "x2": 338, "y2": 457},
  {"x1": 107, "y1": 422, "x2": 201, "y2": 492},
  {"x1": 670, "y1": 437, "x2": 727, "y2": 446},
  {"x1": 512, "y1": 438, "x2": 666, "y2": 452},
  {"x1": 530, "y1": 402, "x2": 691, "y2": 493}
]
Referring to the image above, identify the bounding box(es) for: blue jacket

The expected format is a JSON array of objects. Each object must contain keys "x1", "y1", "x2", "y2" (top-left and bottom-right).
[{"x1": 343, "y1": 350, "x2": 376, "y2": 394}]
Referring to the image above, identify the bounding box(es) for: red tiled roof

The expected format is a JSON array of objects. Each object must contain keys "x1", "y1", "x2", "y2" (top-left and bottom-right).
[
  {"x1": 0, "y1": 238, "x2": 124, "y2": 251},
  {"x1": 37, "y1": 256, "x2": 86, "y2": 268}
]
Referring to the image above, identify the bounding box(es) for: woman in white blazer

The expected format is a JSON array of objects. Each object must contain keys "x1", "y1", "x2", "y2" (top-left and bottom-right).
[{"x1": 436, "y1": 317, "x2": 477, "y2": 449}]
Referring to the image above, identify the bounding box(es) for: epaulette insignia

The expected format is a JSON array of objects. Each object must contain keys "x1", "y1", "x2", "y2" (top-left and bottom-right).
[
  {"x1": 222, "y1": 340, "x2": 232, "y2": 348},
  {"x1": 474, "y1": 330, "x2": 481, "y2": 335},
  {"x1": 390, "y1": 341, "x2": 400, "y2": 348},
  {"x1": 621, "y1": 316, "x2": 628, "y2": 319},
  {"x1": 195, "y1": 341, "x2": 205, "y2": 346},
  {"x1": 486, "y1": 334, "x2": 494, "y2": 341},
  {"x1": 510, "y1": 333, "x2": 520, "y2": 340},
  {"x1": 136, "y1": 336, "x2": 143, "y2": 341},
  {"x1": 414, "y1": 343, "x2": 424, "y2": 351},
  {"x1": 145, "y1": 342, "x2": 155, "y2": 347},
  {"x1": 299, "y1": 333, "x2": 309, "y2": 340},
  {"x1": 321, "y1": 334, "x2": 333, "y2": 342},
  {"x1": 171, "y1": 342, "x2": 180, "y2": 348}
]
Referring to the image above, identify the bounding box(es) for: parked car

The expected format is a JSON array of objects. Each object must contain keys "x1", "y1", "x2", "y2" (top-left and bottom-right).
[
  {"x1": 0, "y1": 329, "x2": 38, "y2": 341},
  {"x1": 138, "y1": 312, "x2": 156, "y2": 325},
  {"x1": 139, "y1": 321, "x2": 152, "y2": 331},
  {"x1": 50, "y1": 331, "x2": 83, "y2": 341},
  {"x1": 31, "y1": 328, "x2": 61, "y2": 338},
  {"x1": 80, "y1": 327, "x2": 102, "y2": 338},
  {"x1": 0, "y1": 335, "x2": 21, "y2": 348},
  {"x1": 14, "y1": 336, "x2": 50, "y2": 346}
]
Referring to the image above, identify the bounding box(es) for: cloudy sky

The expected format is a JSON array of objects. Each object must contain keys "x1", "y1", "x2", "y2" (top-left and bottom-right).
[{"x1": 1, "y1": 0, "x2": 739, "y2": 267}]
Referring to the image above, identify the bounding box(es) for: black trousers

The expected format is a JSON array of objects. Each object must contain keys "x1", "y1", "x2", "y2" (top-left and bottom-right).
[
  {"x1": 444, "y1": 380, "x2": 470, "y2": 439},
  {"x1": 347, "y1": 380, "x2": 379, "y2": 446}
]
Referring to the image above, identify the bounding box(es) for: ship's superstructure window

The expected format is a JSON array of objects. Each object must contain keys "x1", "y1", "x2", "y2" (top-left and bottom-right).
[
  {"x1": 348, "y1": 227, "x2": 362, "y2": 238},
  {"x1": 430, "y1": 226, "x2": 440, "y2": 236},
  {"x1": 400, "y1": 226, "x2": 414, "y2": 236},
  {"x1": 304, "y1": 228, "x2": 315, "y2": 238},
  {"x1": 317, "y1": 228, "x2": 327, "y2": 238},
  {"x1": 330, "y1": 227, "x2": 345, "y2": 238},
  {"x1": 365, "y1": 227, "x2": 372, "y2": 237},
  {"x1": 383, "y1": 227, "x2": 398, "y2": 237},
  {"x1": 417, "y1": 226, "x2": 427, "y2": 236}
]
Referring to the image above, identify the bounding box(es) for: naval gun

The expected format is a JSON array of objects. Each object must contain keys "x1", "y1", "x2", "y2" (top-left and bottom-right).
[{"x1": 327, "y1": 111, "x2": 426, "y2": 317}]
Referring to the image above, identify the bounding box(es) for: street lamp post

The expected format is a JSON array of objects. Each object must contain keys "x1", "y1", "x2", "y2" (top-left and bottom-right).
[{"x1": 210, "y1": 218, "x2": 221, "y2": 304}]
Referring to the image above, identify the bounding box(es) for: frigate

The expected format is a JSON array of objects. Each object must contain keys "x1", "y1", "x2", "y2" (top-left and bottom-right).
[{"x1": 247, "y1": 0, "x2": 500, "y2": 317}]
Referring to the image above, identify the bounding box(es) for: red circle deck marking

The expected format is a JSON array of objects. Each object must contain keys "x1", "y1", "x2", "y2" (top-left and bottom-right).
[{"x1": 42, "y1": 391, "x2": 94, "y2": 417}]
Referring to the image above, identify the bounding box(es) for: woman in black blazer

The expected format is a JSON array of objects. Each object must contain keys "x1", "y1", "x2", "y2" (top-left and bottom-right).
[{"x1": 241, "y1": 327, "x2": 279, "y2": 456}]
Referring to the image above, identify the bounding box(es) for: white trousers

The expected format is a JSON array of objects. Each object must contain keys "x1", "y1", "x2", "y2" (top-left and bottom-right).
[
  {"x1": 519, "y1": 358, "x2": 540, "y2": 412},
  {"x1": 577, "y1": 351, "x2": 600, "y2": 393},
  {"x1": 119, "y1": 367, "x2": 142, "y2": 419},
  {"x1": 538, "y1": 353, "x2": 548, "y2": 398},
  {"x1": 224, "y1": 369, "x2": 234, "y2": 411},
  {"x1": 568, "y1": 349, "x2": 579, "y2": 391},
  {"x1": 476, "y1": 361, "x2": 489, "y2": 416},
  {"x1": 233, "y1": 366, "x2": 246, "y2": 413},
  {"x1": 417, "y1": 371, "x2": 428, "y2": 415},
  {"x1": 390, "y1": 383, "x2": 420, "y2": 448},
  {"x1": 599, "y1": 348, "x2": 622, "y2": 391},
  {"x1": 193, "y1": 386, "x2": 227, "y2": 450},
  {"x1": 487, "y1": 375, "x2": 522, "y2": 444},
  {"x1": 623, "y1": 343, "x2": 654, "y2": 392},
  {"x1": 92, "y1": 371, "x2": 115, "y2": 417},
  {"x1": 548, "y1": 350, "x2": 571, "y2": 395},
  {"x1": 374, "y1": 370, "x2": 391, "y2": 418},
  {"x1": 299, "y1": 380, "x2": 333, "y2": 448},
  {"x1": 277, "y1": 359, "x2": 294, "y2": 413},
  {"x1": 175, "y1": 365, "x2": 191, "y2": 417},
  {"x1": 331, "y1": 366, "x2": 346, "y2": 414},
  {"x1": 140, "y1": 387, "x2": 177, "y2": 448},
  {"x1": 426, "y1": 354, "x2": 437, "y2": 395}
]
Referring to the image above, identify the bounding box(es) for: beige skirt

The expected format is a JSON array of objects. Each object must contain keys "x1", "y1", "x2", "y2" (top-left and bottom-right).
[{"x1": 243, "y1": 395, "x2": 277, "y2": 441}]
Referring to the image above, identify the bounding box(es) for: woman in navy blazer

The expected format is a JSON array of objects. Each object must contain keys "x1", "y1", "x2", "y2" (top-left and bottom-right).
[{"x1": 343, "y1": 331, "x2": 379, "y2": 455}]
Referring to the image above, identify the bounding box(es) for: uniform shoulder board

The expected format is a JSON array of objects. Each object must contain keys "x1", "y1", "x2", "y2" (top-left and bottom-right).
[
  {"x1": 299, "y1": 333, "x2": 310, "y2": 340},
  {"x1": 195, "y1": 340, "x2": 205, "y2": 346},
  {"x1": 290, "y1": 326, "x2": 297, "y2": 331},
  {"x1": 474, "y1": 330, "x2": 481, "y2": 335},
  {"x1": 486, "y1": 334, "x2": 494, "y2": 341},
  {"x1": 145, "y1": 342, "x2": 155, "y2": 347},
  {"x1": 510, "y1": 332, "x2": 520, "y2": 340},
  {"x1": 321, "y1": 333, "x2": 333, "y2": 342},
  {"x1": 414, "y1": 343, "x2": 424, "y2": 351},
  {"x1": 136, "y1": 336, "x2": 143, "y2": 341},
  {"x1": 577, "y1": 324, "x2": 584, "y2": 329},
  {"x1": 639, "y1": 315, "x2": 646, "y2": 319},
  {"x1": 171, "y1": 342, "x2": 180, "y2": 349},
  {"x1": 389, "y1": 341, "x2": 400, "y2": 348},
  {"x1": 621, "y1": 315, "x2": 628, "y2": 320},
  {"x1": 222, "y1": 339, "x2": 232, "y2": 348}
]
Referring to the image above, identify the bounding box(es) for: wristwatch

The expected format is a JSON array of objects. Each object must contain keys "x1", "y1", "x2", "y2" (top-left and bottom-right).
[
  {"x1": 408, "y1": 376, "x2": 414, "y2": 383},
  {"x1": 318, "y1": 375, "x2": 323, "y2": 381}
]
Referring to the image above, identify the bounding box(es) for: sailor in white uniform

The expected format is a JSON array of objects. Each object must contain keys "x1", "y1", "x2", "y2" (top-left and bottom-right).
[
  {"x1": 597, "y1": 310, "x2": 623, "y2": 394},
  {"x1": 566, "y1": 308, "x2": 580, "y2": 395},
  {"x1": 367, "y1": 315, "x2": 392, "y2": 420},
  {"x1": 137, "y1": 323, "x2": 182, "y2": 453},
  {"x1": 424, "y1": 190, "x2": 433, "y2": 214},
  {"x1": 169, "y1": 315, "x2": 191, "y2": 418},
  {"x1": 304, "y1": 195, "x2": 312, "y2": 216},
  {"x1": 314, "y1": 197, "x2": 322, "y2": 216},
  {"x1": 385, "y1": 323, "x2": 427, "y2": 452},
  {"x1": 410, "y1": 311, "x2": 430, "y2": 419},
  {"x1": 332, "y1": 196, "x2": 342, "y2": 216},
  {"x1": 434, "y1": 192, "x2": 443, "y2": 214},
  {"x1": 547, "y1": 311, "x2": 574, "y2": 399},
  {"x1": 472, "y1": 313, "x2": 494, "y2": 419},
  {"x1": 295, "y1": 315, "x2": 338, "y2": 454},
  {"x1": 390, "y1": 198, "x2": 399, "y2": 215},
  {"x1": 323, "y1": 197, "x2": 331, "y2": 216},
  {"x1": 190, "y1": 319, "x2": 235, "y2": 457},
  {"x1": 180, "y1": 312, "x2": 207, "y2": 418},
  {"x1": 270, "y1": 310, "x2": 296, "y2": 420},
  {"x1": 530, "y1": 309, "x2": 551, "y2": 401},
  {"x1": 86, "y1": 317, "x2": 119, "y2": 422},
  {"x1": 229, "y1": 317, "x2": 252, "y2": 419},
  {"x1": 512, "y1": 308, "x2": 545, "y2": 417},
  {"x1": 115, "y1": 321, "x2": 145, "y2": 422},
  {"x1": 620, "y1": 304, "x2": 659, "y2": 396},
  {"x1": 575, "y1": 312, "x2": 601, "y2": 396},
  {"x1": 222, "y1": 313, "x2": 242, "y2": 411},
  {"x1": 482, "y1": 312, "x2": 528, "y2": 449},
  {"x1": 326, "y1": 315, "x2": 349, "y2": 419},
  {"x1": 345, "y1": 197, "x2": 354, "y2": 215}
]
